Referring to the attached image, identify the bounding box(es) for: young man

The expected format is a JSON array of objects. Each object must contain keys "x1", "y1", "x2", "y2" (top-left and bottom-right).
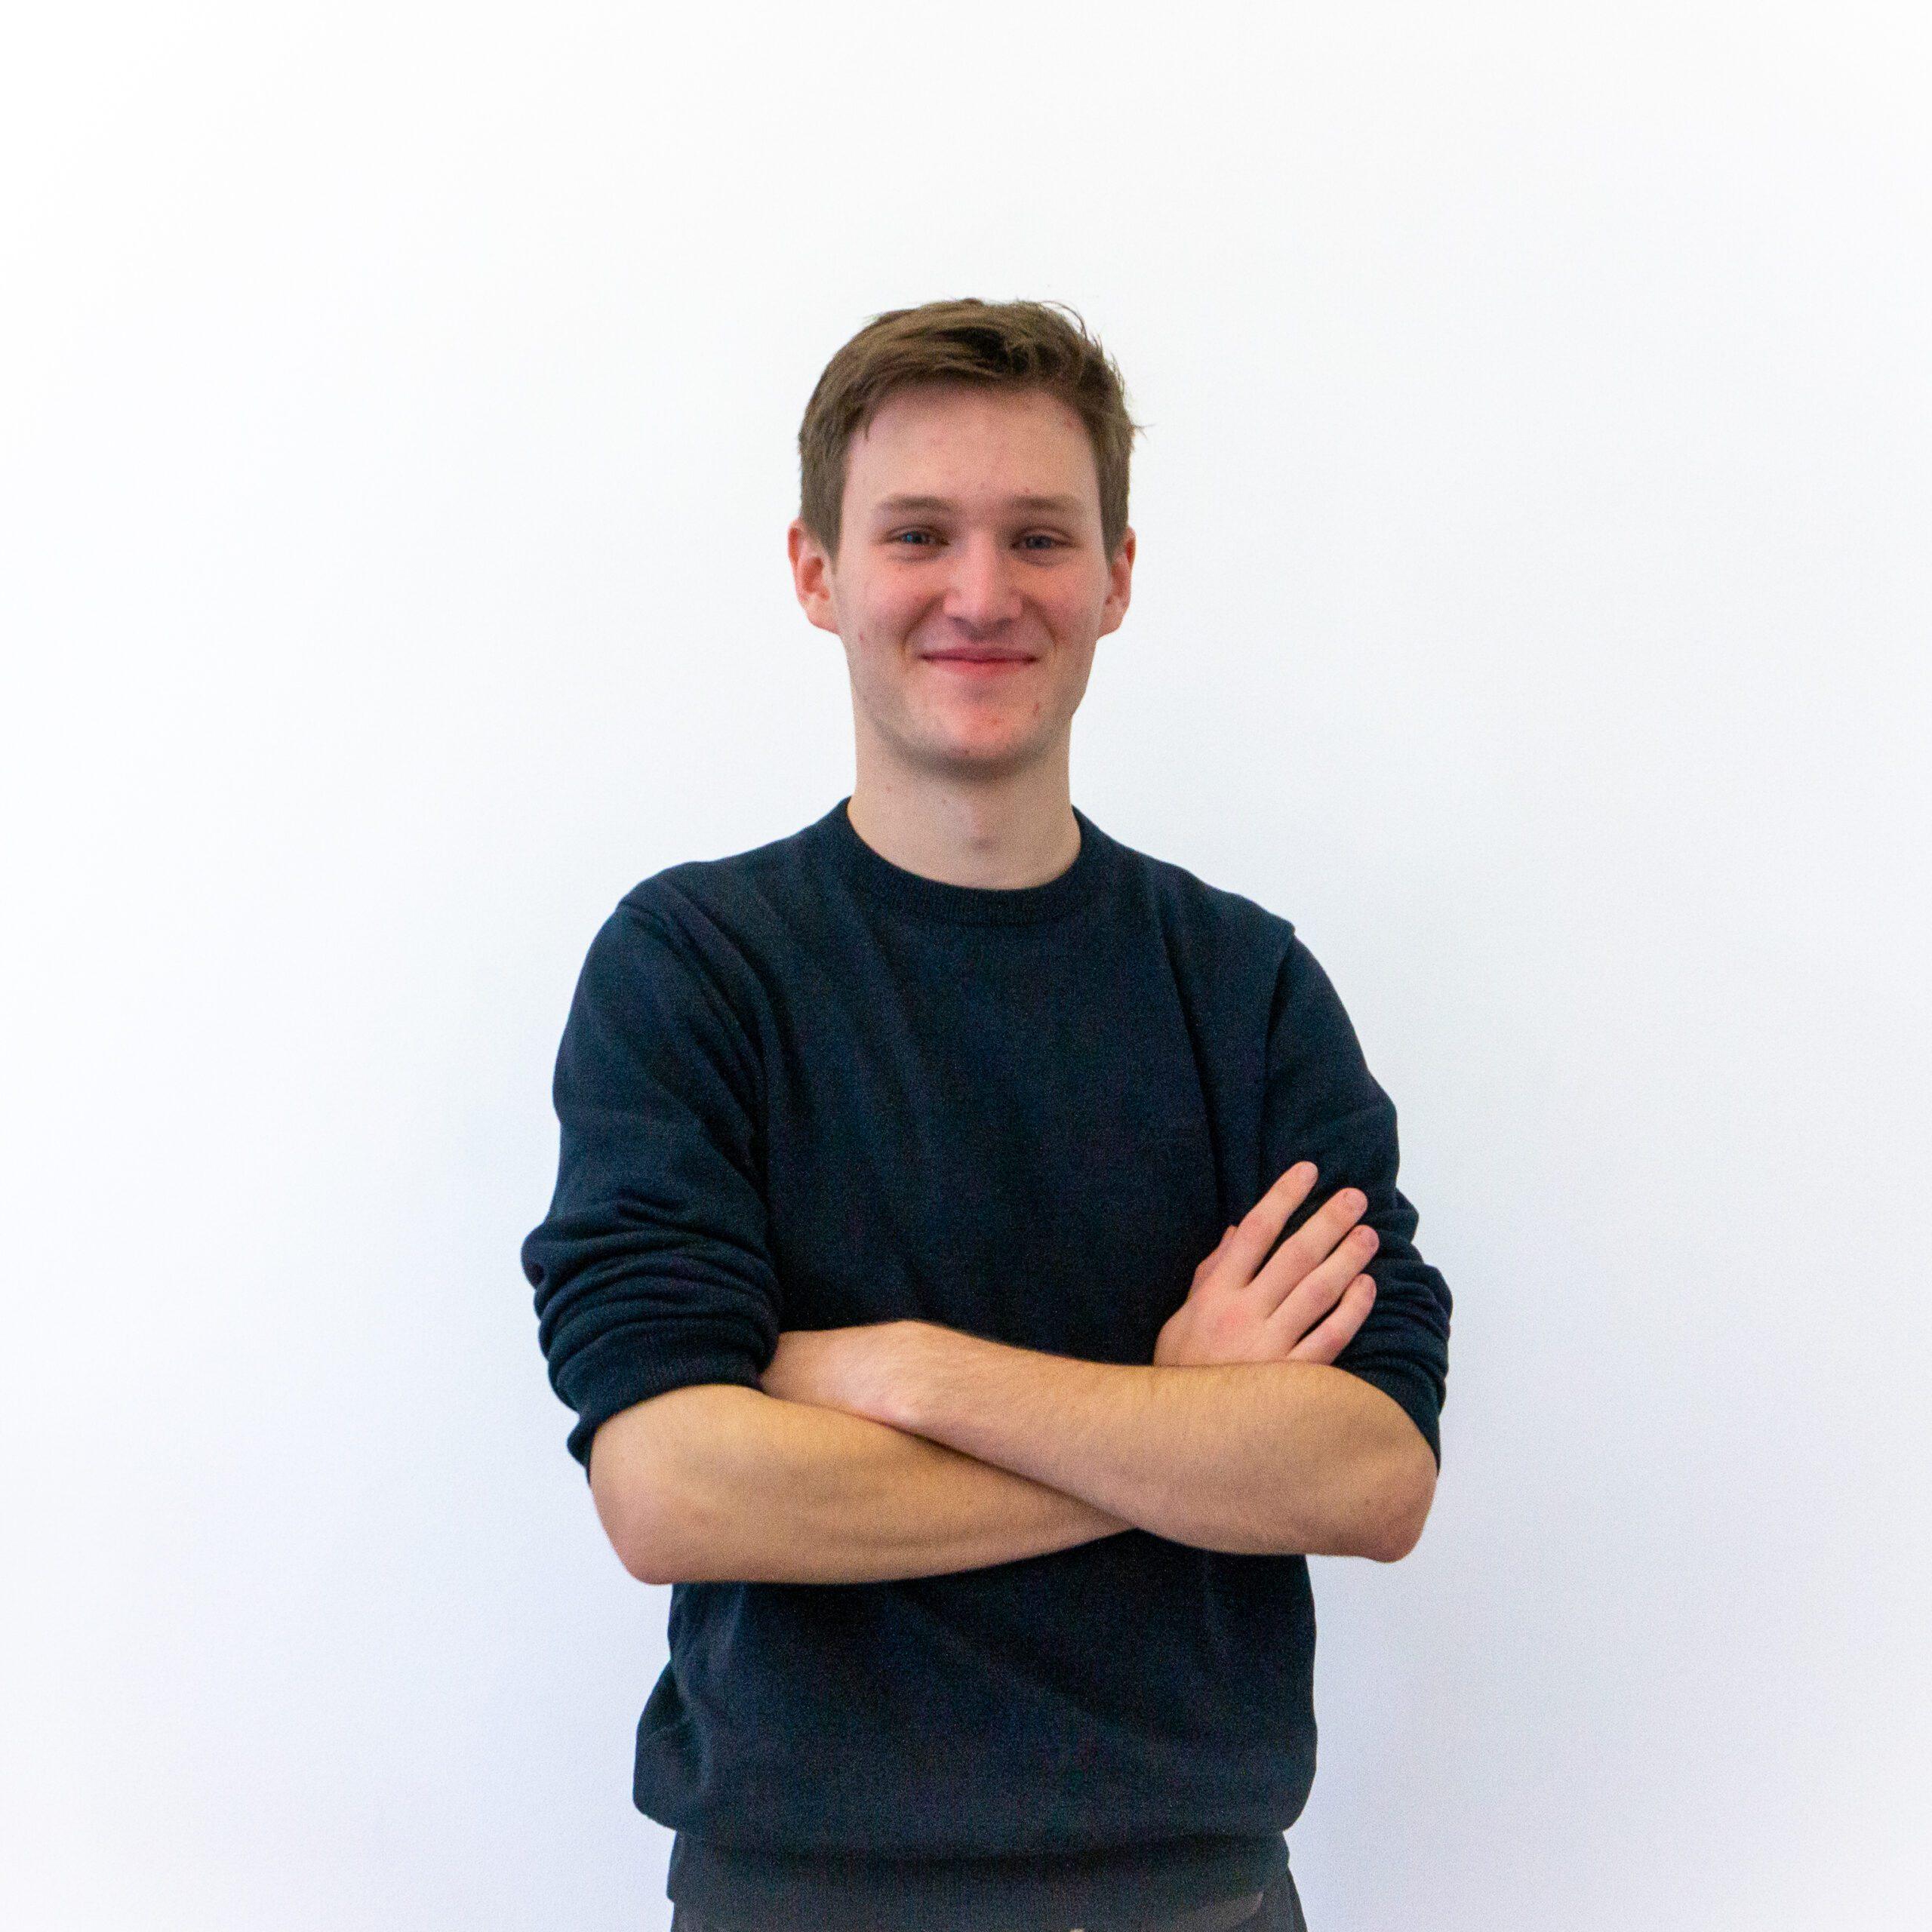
[{"x1": 521, "y1": 299, "x2": 1451, "y2": 1932}]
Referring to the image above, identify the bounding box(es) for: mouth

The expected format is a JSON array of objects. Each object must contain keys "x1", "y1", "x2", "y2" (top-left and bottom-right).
[{"x1": 923, "y1": 651, "x2": 1036, "y2": 669}]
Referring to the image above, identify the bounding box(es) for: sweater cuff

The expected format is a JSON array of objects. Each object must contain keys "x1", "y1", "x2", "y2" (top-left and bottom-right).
[
  {"x1": 1333, "y1": 1361, "x2": 1441, "y2": 1469},
  {"x1": 558, "y1": 1331, "x2": 767, "y2": 1472}
]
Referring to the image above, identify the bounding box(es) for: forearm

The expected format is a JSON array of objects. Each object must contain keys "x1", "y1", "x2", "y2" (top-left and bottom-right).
[
  {"x1": 881, "y1": 1328, "x2": 1435, "y2": 1561},
  {"x1": 589, "y1": 1383, "x2": 1133, "y2": 1586}
]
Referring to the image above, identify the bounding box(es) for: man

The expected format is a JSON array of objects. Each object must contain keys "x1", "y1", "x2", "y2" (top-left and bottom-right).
[{"x1": 520, "y1": 298, "x2": 1451, "y2": 1932}]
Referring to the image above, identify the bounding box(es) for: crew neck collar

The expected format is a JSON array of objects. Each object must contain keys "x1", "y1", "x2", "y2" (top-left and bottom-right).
[{"x1": 815, "y1": 794, "x2": 1111, "y2": 927}]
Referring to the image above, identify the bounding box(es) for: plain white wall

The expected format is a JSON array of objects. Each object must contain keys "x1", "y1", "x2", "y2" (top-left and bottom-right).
[{"x1": 5, "y1": 4, "x2": 1927, "y2": 1927}]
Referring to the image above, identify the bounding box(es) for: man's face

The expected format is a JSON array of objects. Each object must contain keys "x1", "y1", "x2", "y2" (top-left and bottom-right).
[{"x1": 788, "y1": 381, "x2": 1134, "y2": 787}]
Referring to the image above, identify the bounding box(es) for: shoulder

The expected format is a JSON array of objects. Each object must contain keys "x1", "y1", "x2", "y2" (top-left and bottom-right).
[
  {"x1": 574, "y1": 814, "x2": 842, "y2": 1051},
  {"x1": 590, "y1": 814, "x2": 834, "y2": 992},
  {"x1": 1099, "y1": 818, "x2": 1300, "y2": 974},
  {"x1": 617, "y1": 817, "x2": 815, "y2": 940}
]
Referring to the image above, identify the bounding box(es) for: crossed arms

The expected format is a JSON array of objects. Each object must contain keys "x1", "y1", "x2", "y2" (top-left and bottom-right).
[{"x1": 588, "y1": 1164, "x2": 1438, "y2": 1586}]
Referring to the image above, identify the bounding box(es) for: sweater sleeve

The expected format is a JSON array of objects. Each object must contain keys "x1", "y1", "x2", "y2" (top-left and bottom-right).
[
  {"x1": 1260, "y1": 932, "x2": 1453, "y2": 1467},
  {"x1": 520, "y1": 897, "x2": 782, "y2": 1471}
]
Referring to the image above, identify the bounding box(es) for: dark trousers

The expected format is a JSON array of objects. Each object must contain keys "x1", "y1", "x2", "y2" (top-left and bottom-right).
[{"x1": 668, "y1": 1863, "x2": 1307, "y2": 1932}]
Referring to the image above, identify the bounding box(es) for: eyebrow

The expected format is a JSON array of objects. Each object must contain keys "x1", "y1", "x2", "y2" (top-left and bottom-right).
[{"x1": 871, "y1": 492, "x2": 1086, "y2": 517}]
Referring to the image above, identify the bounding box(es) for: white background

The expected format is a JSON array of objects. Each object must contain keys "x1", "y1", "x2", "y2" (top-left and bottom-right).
[{"x1": 5, "y1": 5, "x2": 1927, "y2": 1927}]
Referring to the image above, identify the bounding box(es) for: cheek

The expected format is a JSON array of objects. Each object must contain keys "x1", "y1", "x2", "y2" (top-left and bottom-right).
[
  {"x1": 1044, "y1": 574, "x2": 1107, "y2": 625},
  {"x1": 848, "y1": 581, "x2": 921, "y2": 646}
]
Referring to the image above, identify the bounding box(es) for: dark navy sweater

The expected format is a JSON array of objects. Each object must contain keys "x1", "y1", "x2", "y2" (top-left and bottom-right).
[{"x1": 520, "y1": 796, "x2": 1451, "y2": 1932}]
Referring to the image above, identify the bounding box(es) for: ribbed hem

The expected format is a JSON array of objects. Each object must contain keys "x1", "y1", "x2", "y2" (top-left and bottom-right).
[{"x1": 667, "y1": 1829, "x2": 1289, "y2": 1932}]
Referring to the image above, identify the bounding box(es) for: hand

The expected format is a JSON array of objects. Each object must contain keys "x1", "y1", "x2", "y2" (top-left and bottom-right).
[
  {"x1": 1153, "y1": 1163, "x2": 1377, "y2": 1368},
  {"x1": 759, "y1": 1319, "x2": 923, "y2": 1426}
]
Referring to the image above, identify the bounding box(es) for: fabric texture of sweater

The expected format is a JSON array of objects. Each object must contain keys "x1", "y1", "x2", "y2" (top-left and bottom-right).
[{"x1": 520, "y1": 795, "x2": 1452, "y2": 1932}]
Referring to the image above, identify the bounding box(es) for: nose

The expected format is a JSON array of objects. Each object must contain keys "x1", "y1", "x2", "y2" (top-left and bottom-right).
[{"x1": 940, "y1": 532, "x2": 1024, "y2": 635}]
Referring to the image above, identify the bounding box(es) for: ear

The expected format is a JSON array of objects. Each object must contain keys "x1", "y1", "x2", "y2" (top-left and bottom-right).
[
  {"x1": 788, "y1": 518, "x2": 841, "y2": 635},
  {"x1": 1097, "y1": 525, "x2": 1136, "y2": 637}
]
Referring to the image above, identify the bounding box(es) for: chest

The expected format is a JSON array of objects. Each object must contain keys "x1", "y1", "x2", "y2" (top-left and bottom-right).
[{"x1": 755, "y1": 923, "x2": 1244, "y2": 1361}]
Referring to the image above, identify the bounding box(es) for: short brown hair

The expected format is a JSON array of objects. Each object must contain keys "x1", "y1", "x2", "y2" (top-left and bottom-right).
[{"x1": 798, "y1": 297, "x2": 1143, "y2": 565}]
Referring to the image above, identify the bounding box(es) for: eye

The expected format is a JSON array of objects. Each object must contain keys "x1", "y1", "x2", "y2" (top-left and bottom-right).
[
  {"x1": 888, "y1": 529, "x2": 937, "y2": 547},
  {"x1": 1019, "y1": 534, "x2": 1063, "y2": 551}
]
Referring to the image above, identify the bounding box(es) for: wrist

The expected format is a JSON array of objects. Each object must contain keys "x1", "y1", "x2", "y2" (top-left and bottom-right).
[{"x1": 872, "y1": 1318, "x2": 943, "y2": 1435}]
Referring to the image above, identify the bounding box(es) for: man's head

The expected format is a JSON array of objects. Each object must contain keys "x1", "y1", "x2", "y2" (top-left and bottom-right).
[
  {"x1": 787, "y1": 298, "x2": 1142, "y2": 792},
  {"x1": 795, "y1": 298, "x2": 1138, "y2": 568}
]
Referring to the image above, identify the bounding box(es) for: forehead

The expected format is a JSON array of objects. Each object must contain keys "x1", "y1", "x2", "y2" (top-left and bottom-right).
[{"x1": 843, "y1": 382, "x2": 1098, "y2": 511}]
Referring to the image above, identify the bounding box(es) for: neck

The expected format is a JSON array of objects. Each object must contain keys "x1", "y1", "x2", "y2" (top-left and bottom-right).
[{"x1": 844, "y1": 762, "x2": 1080, "y2": 891}]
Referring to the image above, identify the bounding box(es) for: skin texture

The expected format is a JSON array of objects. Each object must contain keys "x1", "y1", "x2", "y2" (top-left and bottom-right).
[
  {"x1": 586, "y1": 381, "x2": 1436, "y2": 1583},
  {"x1": 765, "y1": 1325, "x2": 1430, "y2": 1561}
]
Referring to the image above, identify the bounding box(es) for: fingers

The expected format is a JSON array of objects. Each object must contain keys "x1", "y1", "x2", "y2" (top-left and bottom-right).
[
  {"x1": 1190, "y1": 1221, "x2": 1241, "y2": 1286},
  {"x1": 1265, "y1": 1220, "x2": 1377, "y2": 1348},
  {"x1": 1251, "y1": 1179, "x2": 1371, "y2": 1315},
  {"x1": 1217, "y1": 1161, "x2": 1320, "y2": 1283},
  {"x1": 1209, "y1": 1168, "x2": 1377, "y2": 1335},
  {"x1": 1284, "y1": 1271, "x2": 1377, "y2": 1365}
]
